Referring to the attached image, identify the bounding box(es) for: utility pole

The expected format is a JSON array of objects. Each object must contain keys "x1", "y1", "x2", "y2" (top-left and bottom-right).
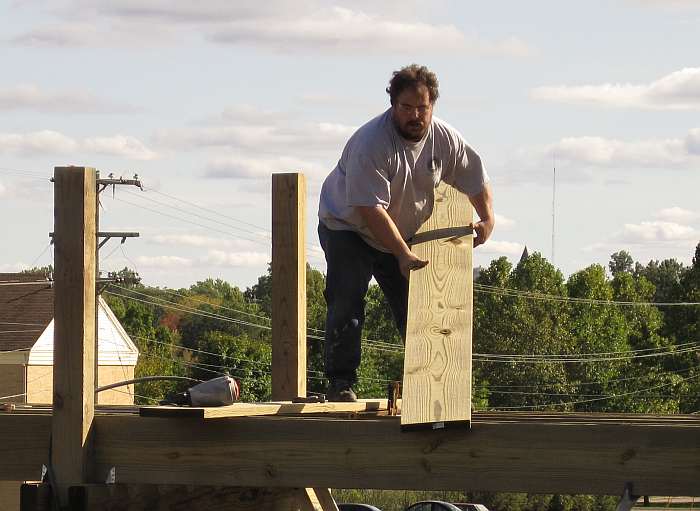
[{"x1": 94, "y1": 172, "x2": 142, "y2": 403}]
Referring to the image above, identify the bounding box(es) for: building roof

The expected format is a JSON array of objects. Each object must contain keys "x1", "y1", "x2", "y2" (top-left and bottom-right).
[
  {"x1": 0, "y1": 273, "x2": 139, "y2": 365},
  {"x1": 0, "y1": 273, "x2": 53, "y2": 352}
]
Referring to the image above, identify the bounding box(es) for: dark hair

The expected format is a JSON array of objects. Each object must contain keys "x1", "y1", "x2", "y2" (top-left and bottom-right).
[{"x1": 386, "y1": 64, "x2": 440, "y2": 105}]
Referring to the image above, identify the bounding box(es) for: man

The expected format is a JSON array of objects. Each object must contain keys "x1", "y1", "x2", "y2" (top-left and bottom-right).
[{"x1": 318, "y1": 64, "x2": 494, "y2": 402}]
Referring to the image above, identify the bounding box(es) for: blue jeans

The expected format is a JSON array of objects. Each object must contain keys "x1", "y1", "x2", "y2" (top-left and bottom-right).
[{"x1": 318, "y1": 222, "x2": 408, "y2": 383}]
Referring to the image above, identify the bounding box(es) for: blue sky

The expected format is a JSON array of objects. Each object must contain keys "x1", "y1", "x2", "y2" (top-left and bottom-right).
[{"x1": 1, "y1": 1, "x2": 699, "y2": 289}]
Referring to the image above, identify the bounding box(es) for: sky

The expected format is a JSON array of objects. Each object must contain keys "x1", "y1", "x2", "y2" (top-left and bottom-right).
[{"x1": 1, "y1": 0, "x2": 699, "y2": 290}]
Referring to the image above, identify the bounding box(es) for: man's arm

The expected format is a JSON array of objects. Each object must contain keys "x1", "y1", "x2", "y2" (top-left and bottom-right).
[
  {"x1": 469, "y1": 182, "x2": 495, "y2": 248},
  {"x1": 356, "y1": 205, "x2": 428, "y2": 278}
]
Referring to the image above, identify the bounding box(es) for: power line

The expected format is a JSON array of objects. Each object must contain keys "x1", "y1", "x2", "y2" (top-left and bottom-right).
[
  {"x1": 474, "y1": 283, "x2": 700, "y2": 307},
  {"x1": 480, "y1": 371, "x2": 700, "y2": 411},
  {"x1": 105, "y1": 288, "x2": 272, "y2": 332}
]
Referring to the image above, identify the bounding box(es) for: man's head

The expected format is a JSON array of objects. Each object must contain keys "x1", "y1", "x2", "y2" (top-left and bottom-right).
[{"x1": 386, "y1": 64, "x2": 439, "y2": 142}]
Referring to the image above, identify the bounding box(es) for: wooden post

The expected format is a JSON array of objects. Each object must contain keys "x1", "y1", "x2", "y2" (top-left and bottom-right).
[
  {"x1": 271, "y1": 173, "x2": 306, "y2": 400},
  {"x1": 52, "y1": 166, "x2": 97, "y2": 502}
]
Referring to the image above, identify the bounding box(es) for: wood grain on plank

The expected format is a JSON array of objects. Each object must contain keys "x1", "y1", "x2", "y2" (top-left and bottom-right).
[
  {"x1": 139, "y1": 399, "x2": 388, "y2": 419},
  {"x1": 272, "y1": 173, "x2": 307, "y2": 401},
  {"x1": 52, "y1": 167, "x2": 97, "y2": 494},
  {"x1": 402, "y1": 182, "x2": 473, "y2": 429},
  {"x1": 91, "y1": 414, "x2": 700, "y2": 495}
]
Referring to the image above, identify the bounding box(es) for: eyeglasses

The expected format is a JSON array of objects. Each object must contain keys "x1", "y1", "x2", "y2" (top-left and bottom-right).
[{"x1": 396, "y1": 102, "x2": 432, "y2": 115}]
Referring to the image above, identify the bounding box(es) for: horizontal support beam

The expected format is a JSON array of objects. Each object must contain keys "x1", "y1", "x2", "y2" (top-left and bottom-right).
[
  {"x1": 0, "y1": 415, "x2": 50, "y2": 481},
  {"x1": 3, "y1": 413, "x2": 700, "y2": 495},
  {"x1": 93, "y1": 414, "x2": 700, "y2": 495}
]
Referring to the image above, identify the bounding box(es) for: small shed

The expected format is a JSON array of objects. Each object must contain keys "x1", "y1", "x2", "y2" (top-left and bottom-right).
[{"x1": 0, "y1": 273, "x2": 139, "y2": 405}]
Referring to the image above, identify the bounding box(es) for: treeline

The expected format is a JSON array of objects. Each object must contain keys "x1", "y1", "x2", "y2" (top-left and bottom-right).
[{"x1": 99, "y1": 244, "x2": 700, "y2": 511}]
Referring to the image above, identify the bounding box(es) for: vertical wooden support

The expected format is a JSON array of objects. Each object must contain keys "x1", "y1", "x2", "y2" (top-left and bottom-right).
[
  {"x1": 52, "y1": 166, "x2": 97, "y2": 501},
  {"x1": 401, "y1": 182, "x2": 473, "y2": 430},
  {"x1": 271, "y1": 173, "x2": 307, "y2": 400}
]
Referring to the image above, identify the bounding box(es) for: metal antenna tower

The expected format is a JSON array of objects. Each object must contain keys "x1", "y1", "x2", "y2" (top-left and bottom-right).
[{"x1": 551, "y1": 154, "x2": 556, "y2": 264}]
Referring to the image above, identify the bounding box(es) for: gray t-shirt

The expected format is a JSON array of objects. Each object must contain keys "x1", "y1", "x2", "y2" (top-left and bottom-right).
[{"x1": 318, "y1": 108, "x2": 489, "y2": 251}]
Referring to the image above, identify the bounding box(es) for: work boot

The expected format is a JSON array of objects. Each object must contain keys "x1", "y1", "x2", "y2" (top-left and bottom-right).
[{"x1": 326, "y1": 378, "x2": 357, "y2": 402}]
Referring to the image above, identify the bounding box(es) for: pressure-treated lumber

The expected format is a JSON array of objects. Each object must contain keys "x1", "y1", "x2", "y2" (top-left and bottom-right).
[
  {"x1": 272, "y1": 173, "x2": 307, "y2": 400},
  {"x1": 52, "y1": 166, "x2": 97, "y2": 498},
  {"x1": 0, "y1": 415, "x2": 50, "y2": 481},
  {"x1": 139, "y1": 399, "x2": 388, "y2": 419},
  {"x1": 311, "y1": 488, "x2": 340, "y2": 511},
  {"x1": 90, "y1": 414, "x2": 700, "y2": 495},
  {"x1": 3, "y1": 412, "x2": 700, "y2": 494},
  {"x1": 65, "y1": 484, "x2": 314, "y2": 511},
  {"x1": 402, "y1": 182, "x2": 473, "y2": 429}
]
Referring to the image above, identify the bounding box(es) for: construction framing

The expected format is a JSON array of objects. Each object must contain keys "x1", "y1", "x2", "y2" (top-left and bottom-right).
[{"x1": 1, "y1": 168, "x2": 699, "y2": 511}]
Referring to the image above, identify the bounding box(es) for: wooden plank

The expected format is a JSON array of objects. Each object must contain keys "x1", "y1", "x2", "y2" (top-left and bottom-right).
[
  {"x1": 272, "y1": 173, "x2": 307, "y2": 401},
  {"x1": 52, "y1": 166, "x2": 97, "y2": 500},
  {"x1": 312, "y1": 488, "x2": 340, "y2": 511},
  {"x1": 139, "y1": 399, "x2": 388, "y2": 419},
  {"x1": 402, "y1": 182, "x2": 473, "y2": 430},
  {"x1": 92, "y1": 414, "x2": 700, "y2": 495},
  {"x1": 0, "y1": 415, "x2": 50, "y2": 481},
  {"x1": 67, "y1": 484, "x2": 311, "y2": 510}
]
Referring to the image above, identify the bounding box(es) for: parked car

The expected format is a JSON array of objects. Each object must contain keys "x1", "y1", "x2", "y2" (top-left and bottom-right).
[
  {"x1": 404, "y1": 501, "x2": 490, "y2": 511},
  {"x1": 338, "y1": 504, "x2": 383, "y2": 511}
]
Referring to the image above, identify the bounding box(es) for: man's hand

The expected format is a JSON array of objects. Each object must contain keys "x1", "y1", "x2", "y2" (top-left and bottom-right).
[
  {"x1": 472, "y1": 217, "x2": 495, "y2": 248},
  {"x1": 468, "y1": 183, "x2": 495, "y2": 248},
  {"x1": 397, "y1": 251, "x2": 429, "y2": 279}
]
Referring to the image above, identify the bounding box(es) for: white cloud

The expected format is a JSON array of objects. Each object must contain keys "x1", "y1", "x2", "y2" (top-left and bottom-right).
[
  {"x1": 0, "y1": 181, "x2": 6, "y2": 198},
  {"x1": 543, "y1": 131, "x2": 700, "y2": 168},
  {"x1": 151, "y1": 234, "x2": 267, "y2": 249},
  {"x1": 83, "y1": 135, "x2": 158, "y2": 160},
  {"x1": 655, "y1": 207, "x2": 699, "y2": 223},
  {"x1": 0, "y1": 131, "x2": 78, "y2": 155},
  {"x1": 200, "y1": 250, "x2": 269, "y2": 267},
  {"x1": 532, "y1": 68, "x2": 700, "y2": 110},
  {"x1": 686, "y1": 128, "x2": 700, "y2": 155},
  {"x1": 10, "y1": 20, "x2": 180, "y2": 48},
  {"x1": 135, "y1": 255, "x2": 193, "y2": 268},
  {"x1": 0, "y1": 84, "x2": 135, "y2": 113},
  {"x1": 154, "y1": 116, "x2": 355, "y2": 154},
  {"x1": 12, "y1": 3, "x2": 533, "y2": 57},
  {"x1": 618, "y1": 221, "x2": 697, "y2": 243},
  {"x1": 495, "y1": 213, "x2": 516, "y2": 229},
  {"x1": 0, "y1": 130, "x2": 157, "y2": 160},
  {"x1": 205, "y1": 155, "x2": 326, "y2": 182},
  {"x1": 478, "y1": 239, "x2": 524, "y2": 256},
  {"x1": 210, "y1": 7, "x2": 532, "y2": 56}
]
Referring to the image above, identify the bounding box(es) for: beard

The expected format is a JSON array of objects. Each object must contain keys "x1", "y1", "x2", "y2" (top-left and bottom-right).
[{"x1": 394, "y1": 118, "x2": 428, "y2": 142}]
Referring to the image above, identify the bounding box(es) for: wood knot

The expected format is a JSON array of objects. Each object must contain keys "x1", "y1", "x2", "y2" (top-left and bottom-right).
[
  {"x1": 620, "y1": 449, "x2": 636, "y2": 464},
  {"x1": 439, "y1": 328, "x2": 451, "y2": 336}
]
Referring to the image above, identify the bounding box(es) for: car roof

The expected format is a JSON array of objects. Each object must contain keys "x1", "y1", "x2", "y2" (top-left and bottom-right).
[{"x1": 338, "y1": 504, "x2": 383, "y2": 511}]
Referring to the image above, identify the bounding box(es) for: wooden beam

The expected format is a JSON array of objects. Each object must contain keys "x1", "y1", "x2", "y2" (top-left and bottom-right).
[
  {"x1": 66, "y1": 484, "x2": 312, "y2": 511},
  {"x1": 311, "y1": 488, "x2": 340, "y2": 511},
  {"x1": 0, "y1": 414, "x2": 50, "y2": 481},
  {"x1": 403, "y1": 182, "x2": 473, "y2": 429},
  {"x1": 139, "y1": 399, "x2": 388, "y2": 419},
  {"x1": 272, "y1": 173, "x2": 307, "y2": 400},
  {"x1": 52, "y1": 166, "x2": 97, "y2": 500},
  {"x1": 90, "y1": 414, "x2": 700, "y2": 495}
]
